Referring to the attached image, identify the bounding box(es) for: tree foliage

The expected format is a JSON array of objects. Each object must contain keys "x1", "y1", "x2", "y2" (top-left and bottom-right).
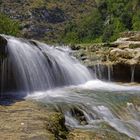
[{"x1": 62, "y1": 0, "x2": 140, "y2": 43}]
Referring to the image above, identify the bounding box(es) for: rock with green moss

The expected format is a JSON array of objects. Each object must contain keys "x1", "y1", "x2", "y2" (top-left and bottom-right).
[{"x1": 68, "y1": 129, "x2": 134, "y2": 140}]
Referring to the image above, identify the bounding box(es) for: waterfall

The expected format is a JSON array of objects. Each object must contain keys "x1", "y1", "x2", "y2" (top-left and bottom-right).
[
  {"x1": 1, "y1": 35, "x2": 140, "y2": 139},
  {"x1": 0, "y1": 35, "x2": 92, "y2": 94}
]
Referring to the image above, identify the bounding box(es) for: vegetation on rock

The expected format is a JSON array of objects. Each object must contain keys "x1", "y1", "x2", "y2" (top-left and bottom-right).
[
  {"x1": 0, "y1": 0, "x2": 140, "y2": 44},
  {"x1": 0, "y1": 13, "x2": 20, "y2": 36},
  {"x1": 63, "y1": 0, "x2": 140, "y2": 43}
]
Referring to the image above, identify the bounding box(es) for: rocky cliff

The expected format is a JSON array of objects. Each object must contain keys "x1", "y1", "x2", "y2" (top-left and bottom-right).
[
  {"x1": 72, "y1": 31, "x2": 140, "y2": 82},
  {"x1": 0, "y1": 0, "x2": 96, "y2": 43}
]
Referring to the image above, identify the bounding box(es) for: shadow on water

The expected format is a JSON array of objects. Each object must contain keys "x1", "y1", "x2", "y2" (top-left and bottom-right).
[{"x1": 0, "y1": 93, "x2": 25, "y2": 106}]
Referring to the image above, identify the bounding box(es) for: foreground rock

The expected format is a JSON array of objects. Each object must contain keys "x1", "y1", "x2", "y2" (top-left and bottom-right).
[
  {"x1": 0, "y1": 100, "x2": 67, "y2": 140},
  {"x1": 0, "y1": 35, "x2": 7, "y2": 58}
]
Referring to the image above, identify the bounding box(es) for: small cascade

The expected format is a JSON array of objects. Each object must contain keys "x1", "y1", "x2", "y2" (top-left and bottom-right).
[
  {"x1": 107, "y1": 64, "x2": 113, "y2": 81},
  {"x1": 94, "y1": 62, "x2": 103, "y2": 79},
  {"x1": 131, "y1": 65, "x2": 135, "y2": 83},
  {"x1": 107, "y1": 64, "x2": 111, "y2": 81},
  {"x1": 106, "y1": 55, "x2": 113, "y2": 82}
]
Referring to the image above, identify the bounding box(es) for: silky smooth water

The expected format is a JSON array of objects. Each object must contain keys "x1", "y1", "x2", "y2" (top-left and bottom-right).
[{"x1": 1, "y1": 35, "x2": 92, "y2": 93}]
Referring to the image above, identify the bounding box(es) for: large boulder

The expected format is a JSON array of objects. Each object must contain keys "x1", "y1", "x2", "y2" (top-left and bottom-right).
[
  {"x1": 0, "y1": 35, "x2": 8, "y2": 58},
  {"x1": 0, "y1": 35, "x2": 18, "y2": 93},
  {"x1": 68, "y1": 129, "x2": 133, "y2": 140}
]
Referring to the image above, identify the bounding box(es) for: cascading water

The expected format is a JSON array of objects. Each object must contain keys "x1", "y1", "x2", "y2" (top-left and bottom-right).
[
  {"x1": 29, "y1": 83, "x2": 140, "y2": 140},
  {"x1": 1, "y1": 35, "x2": 92, "y2": 94},
  {"x1": 1, "y1": 35, "x2": 140, "y2": 140}
]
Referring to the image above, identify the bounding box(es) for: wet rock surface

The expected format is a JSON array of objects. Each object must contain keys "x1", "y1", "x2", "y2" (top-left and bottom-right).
[
  {"x1": 0, "y1": 100, "x2": 67, "y2": 140},
  {"x1": 0, "y1": 35, "x2": 8, "y2": 58},
  {"x1": 0, "y1": 35, "x2": 18, "y2": 93}
]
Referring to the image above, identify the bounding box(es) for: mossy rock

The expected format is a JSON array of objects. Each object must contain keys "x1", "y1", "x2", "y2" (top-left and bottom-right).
[
  {"x1": 46, "y1": 112, "x2": 68, "y2": 139},
  {"x1": 129, "y1": 43, "x2": 140, "y2": 49},
  {"x1": 68, "y1": 129, "x2": 134, "y2": 140}
]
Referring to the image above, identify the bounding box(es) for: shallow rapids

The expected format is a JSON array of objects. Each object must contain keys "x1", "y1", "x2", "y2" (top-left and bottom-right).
[{"x1": 27, "y1": 80, "x2": 140, "y2": 140}]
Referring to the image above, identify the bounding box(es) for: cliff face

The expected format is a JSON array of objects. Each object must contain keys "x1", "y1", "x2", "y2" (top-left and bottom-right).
[
  {"x1": 0, "y1": 1, "x2": 140, "y2": 44},
  {"x1": 0, "y1": 0, "x2": 96, "y2": 43}
]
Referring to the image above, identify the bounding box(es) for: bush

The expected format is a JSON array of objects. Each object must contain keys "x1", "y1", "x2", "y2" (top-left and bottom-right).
[
  {"x1": 63, "y1": 9, "x2": 104, "y2": 43},
  {"x1": 120, "y1": 12, "x2": 132, "y2": 30},
  {"x1": 61, "y1": 0, "x2": 140, "y2": 44},
  {"x1": 0, "y1": 13, "x2": 20, "y2": 36},
  {"x1": 132, "y1": 10, "x2": 140, "y2": 31}
]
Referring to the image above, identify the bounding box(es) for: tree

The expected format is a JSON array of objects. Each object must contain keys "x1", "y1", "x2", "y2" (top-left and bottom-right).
[
  {"x1": 132, "y1": 10, "x2": 140, "y2": 31},
  {"x1": 102, "y1": 24, "x2": 114, "y2": 42},
  {"x1": 120, "y1": 12, "x2": 132, "y2": 30}
]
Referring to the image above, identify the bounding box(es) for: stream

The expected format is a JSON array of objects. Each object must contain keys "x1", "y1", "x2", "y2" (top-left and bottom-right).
[{"x1": 0, "y1": 35, "x2": 140, "y2": 139}]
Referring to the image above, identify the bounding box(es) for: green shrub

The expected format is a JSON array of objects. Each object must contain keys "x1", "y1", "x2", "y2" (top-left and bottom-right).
[
  {"x1": 63, "y1": 9, "x2": 104, "y2": 43},
  {"x1": 0, "y1": 13, "x2": 20, "y2": 36},
  {"x1": 132, "y1": 10, "x2": 140, "y2": 31},
  {"x1": 61, "y1": 0, "x2": 140, "y2": 44}
]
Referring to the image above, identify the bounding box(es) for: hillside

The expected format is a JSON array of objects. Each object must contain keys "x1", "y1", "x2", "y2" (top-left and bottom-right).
[
  {"x1": 0, "y1": 0, "x2": 96, "y2": 43},
  {"x1": 0, "y1": 0, "x2": 140, "y2": 43}
]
